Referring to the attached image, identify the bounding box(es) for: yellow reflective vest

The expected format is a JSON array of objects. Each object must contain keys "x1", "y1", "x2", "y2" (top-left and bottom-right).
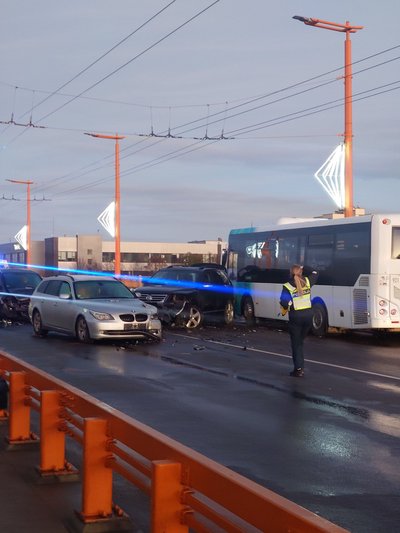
[{"x1": 283, "y1": 277, "x2": 312, "y2": 311}]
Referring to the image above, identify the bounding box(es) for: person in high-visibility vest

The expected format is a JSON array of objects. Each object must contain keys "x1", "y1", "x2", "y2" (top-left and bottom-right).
[{"x1": 280, "y1": 264, "x2": 318, "y2": 377}]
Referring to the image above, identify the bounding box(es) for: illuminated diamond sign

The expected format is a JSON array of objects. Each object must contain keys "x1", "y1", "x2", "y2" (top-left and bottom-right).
[
  {"x1": 14, "y1": 225, "x2": 27, "y2": 250},
  {"x1": 314, "y1": 144, "x2": 345, "y2": 209},
  {"x1": 97, "y1": 201, "x2": 115, "y2": 237}
]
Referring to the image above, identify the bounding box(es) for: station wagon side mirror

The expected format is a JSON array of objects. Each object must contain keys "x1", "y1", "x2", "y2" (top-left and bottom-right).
[{"x1": 59, "y1": 293, "x2": 72, "y2": 300}]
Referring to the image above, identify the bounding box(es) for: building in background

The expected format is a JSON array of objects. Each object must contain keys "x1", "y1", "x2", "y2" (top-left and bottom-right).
[{"x1": 0, "y1": 235, "x2": 225, "y2": 277}]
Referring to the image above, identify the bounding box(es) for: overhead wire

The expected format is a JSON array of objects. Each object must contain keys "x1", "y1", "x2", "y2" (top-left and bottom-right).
[
  {"x1": 16, "y1": 0, "x2": 178, "y2": 122},
  {"x1": 32, "y1": 0, "x2": 222, "y2": 125},
  {"x1": 50, "y1": 79, "x2": 400, "y2": 199},
  {"x1": 3, "y1": 41, "x2": 399, "y2": 200},
  {"x1": 3, "y1": 0, "x2": 219, "y2": 148}
]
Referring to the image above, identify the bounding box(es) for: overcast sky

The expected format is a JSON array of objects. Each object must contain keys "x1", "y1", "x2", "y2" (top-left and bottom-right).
[{"x1": 1, "y1": 0, "x2": 399, "y2": 245}]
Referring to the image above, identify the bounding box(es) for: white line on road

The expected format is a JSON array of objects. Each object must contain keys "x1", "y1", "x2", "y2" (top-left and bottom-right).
[{"x1": 170, "y1": 333, "x2": 400, "y2": 382}]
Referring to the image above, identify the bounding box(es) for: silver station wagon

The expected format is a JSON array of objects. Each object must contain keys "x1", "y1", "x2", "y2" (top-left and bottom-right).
[{"x1": 28, "y1": 274, "x2": 162, "y2": 343}]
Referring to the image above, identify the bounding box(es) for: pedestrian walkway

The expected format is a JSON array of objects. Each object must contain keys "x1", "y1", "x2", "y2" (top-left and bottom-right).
[{"x1": 0, "y1": 422, "x2": 77, "y2": 533}]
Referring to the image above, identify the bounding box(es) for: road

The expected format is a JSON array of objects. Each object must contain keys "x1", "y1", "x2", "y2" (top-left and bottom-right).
[{"x1": 1, "y1": 319, "x2": 400, "y2": 532}]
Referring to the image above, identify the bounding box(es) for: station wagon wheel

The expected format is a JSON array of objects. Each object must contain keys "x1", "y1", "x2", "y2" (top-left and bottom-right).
[
  {"x1": 224, "y1": 300, "x2": 235, "y2": 325},
  {"x1": 76, "y1": 316, "x2": 92, "y2": 343},
  {"x1": 184, "y1": 306, "x2": 203, "y2": 329},
  {"x1": 242, "y1": 296, "x2": 255, "y2": 325},
  {"x1": 32, "y1": 310, "x2": 48, "y2": 337}
]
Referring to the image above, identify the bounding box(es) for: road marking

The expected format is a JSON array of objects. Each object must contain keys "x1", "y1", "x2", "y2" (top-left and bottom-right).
[{"x1": 169, "y1": 333, "x2": 400, "y2": 382}]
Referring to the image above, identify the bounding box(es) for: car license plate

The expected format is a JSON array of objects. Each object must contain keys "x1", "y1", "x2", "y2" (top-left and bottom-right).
[{"x1": 124, "y1": 323, "x2": 136, "y2": 330}]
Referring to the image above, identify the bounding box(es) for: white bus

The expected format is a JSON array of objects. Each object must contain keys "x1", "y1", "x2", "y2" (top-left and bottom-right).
[{"x1": 226, "y1": 214, "x2": 400, "y2": 335}]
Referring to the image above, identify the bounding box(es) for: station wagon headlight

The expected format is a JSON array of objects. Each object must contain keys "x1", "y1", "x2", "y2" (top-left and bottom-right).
[{"x1": 90, "y1": 310, "x2": 114, "y2": 321}]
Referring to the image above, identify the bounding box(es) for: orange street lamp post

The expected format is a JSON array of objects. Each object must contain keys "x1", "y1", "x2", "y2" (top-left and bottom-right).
[
  {"x1": 293, "y1": 16, "x2": 363, "y2": 218},
  {"x1": 6, "y1": 178, "x2": 34, "y2": 265},
  {"x1": 85, "y1": 133, "x2": 125, "y2": 276}
]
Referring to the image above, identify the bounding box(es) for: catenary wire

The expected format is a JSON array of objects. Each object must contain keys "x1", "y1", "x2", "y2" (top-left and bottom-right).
[
  {"x1": 49, "y1": 81, "x2": 400, "y2": 198},
  {"x1": 3, "y1": 1, "x2": 221, "y2": 148}
]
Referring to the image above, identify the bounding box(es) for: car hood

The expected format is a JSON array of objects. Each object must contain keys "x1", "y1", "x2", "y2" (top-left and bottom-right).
[{"x1": 79, "y1": 298, "x2": 157, "y2": 314}]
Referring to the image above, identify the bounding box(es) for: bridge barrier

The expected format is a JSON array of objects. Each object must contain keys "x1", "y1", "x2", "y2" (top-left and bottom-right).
[{"x1": 0, "y1": 350, "x2": 349, "y2": 533}]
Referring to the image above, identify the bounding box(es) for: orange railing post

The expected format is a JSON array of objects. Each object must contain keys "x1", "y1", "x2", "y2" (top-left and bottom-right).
[
  {"x1": 151, "y1": 460, "x2": 189, "y2": 533},
  {"x1": 38, "y1": 390, "x2": 78, "y2": 480},
  {"x1": 7, "y1": 371, "x2": 37, "y2": 446},
  {"x1": 80, "y1": 417, "x2": 113, "y2": 520}
]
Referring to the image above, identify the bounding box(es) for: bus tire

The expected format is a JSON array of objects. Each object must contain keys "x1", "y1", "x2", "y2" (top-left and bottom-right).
[
  {"x1": 242, "y1": 296, "x2": 255, "y2": 326},
  {"x1": 311, "y1": 303, "x2": 328, "y2": 337}
]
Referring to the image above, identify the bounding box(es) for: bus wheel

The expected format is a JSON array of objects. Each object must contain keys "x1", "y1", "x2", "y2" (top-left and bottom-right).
[
  {"x1": 242, "y1": 296, "x2": 255, "y2": 325},
  {"x1": 312, "y1": 303, "x2": 328, "y2": 337}
]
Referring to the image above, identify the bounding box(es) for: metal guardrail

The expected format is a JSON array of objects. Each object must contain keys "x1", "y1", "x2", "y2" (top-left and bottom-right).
[{"x1": 0, "y1": 350, "x2": 349, "y2": 532}]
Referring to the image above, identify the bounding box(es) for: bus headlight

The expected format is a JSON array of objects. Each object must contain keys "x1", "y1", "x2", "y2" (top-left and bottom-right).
[
  {"x1": 379, "y1": 308, "x2": 387, "y2": 316},
  {"x1": 390, "y1": 308, "x2": 398, "y2": 316},
  {"x1": 378, "y1": 299, "x2": 387, "y2": 306}
]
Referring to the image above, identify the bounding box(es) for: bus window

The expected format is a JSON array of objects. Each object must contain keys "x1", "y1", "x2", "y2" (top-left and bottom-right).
[
  {"x1": 305, "y1": 233, "x2": 334, "y2": 284},
  {"x1": 227, "y1": 251, "x2": 238, "y2": 280},
  {"x1": 260, "y1": 238, "x2": 278, "y2": 269},
  {"x1": 334, "y1": 230, "x2": 370, "y2": 285},
  {"x1": 276, "y1": 236, "x2": 298, "y2": 269},
  {"x1": 392, "y1": 227, "x2": 400, "y2": 259}
]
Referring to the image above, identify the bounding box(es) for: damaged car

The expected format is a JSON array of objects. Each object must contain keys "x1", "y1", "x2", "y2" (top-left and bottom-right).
[
  {"x1": 134, "y1": 265, "x2": 234, "y2": 329},
  {"x1": 29, "y1": 274, "x2": 162, "y2": 343},
  {"x1": 0, "y1": 268, "x2": 42, "y2": 321}
]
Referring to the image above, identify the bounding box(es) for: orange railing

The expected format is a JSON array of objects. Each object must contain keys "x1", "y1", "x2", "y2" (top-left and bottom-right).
[{"x1": 0, "y1": 350, "x2": 348, "y2": 533}]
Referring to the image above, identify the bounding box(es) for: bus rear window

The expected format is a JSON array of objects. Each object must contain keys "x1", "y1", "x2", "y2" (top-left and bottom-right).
[{"x1": 392, "y1": 227, "x2": 400, "y2": 259}]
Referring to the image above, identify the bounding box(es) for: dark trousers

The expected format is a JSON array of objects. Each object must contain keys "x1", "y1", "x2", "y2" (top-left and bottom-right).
[{"x1": 288, "y1": 311, "x2": 312, "y2": 370}]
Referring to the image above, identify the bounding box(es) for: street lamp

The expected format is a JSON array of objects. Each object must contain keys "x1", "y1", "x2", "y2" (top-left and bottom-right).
[
  {"x1": 293, "y1": 16, "x2": 363, "y2": 218},
  {"x1": 6, "y1": 178, "x2": 34, "y2": 265},
  {"x1": 85, "y1": 133, "x2": 125, "y2": 276}
]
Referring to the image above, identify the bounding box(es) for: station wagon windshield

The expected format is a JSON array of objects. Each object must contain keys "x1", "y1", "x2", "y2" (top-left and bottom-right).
[{"x1": 74, "y1": 280, "x2": 134, "y2": 300}]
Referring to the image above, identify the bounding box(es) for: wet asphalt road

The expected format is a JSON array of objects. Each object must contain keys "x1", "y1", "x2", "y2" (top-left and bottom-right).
[{"x1": 1, "y1": 319, "x2": 400, "y2": 532}]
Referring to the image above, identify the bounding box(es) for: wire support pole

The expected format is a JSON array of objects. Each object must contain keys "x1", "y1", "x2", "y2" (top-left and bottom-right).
[
  {"x1": 293, "y1": 16, "x2": 363, "y2": 217},
  {"x1": 84, "y1": 132, "x2": 125, "y2": 276},
  {"x1": 344, "y1": 28, "x2": 354, "y2": 218},
  {"x1": 6, "y1": 178, "x2": 34, "y2": 265},
  {"x1": 115, "y1": 136, "x2": 121, "y2": 276}
]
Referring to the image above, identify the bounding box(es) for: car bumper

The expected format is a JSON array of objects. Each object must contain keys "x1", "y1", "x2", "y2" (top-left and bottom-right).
[
  {"x1": 88, "y1": 318, "x2": 162, "y2": 340},
  {"x1": 155, "y1": 302, "x2": 193, "y2": 325}
]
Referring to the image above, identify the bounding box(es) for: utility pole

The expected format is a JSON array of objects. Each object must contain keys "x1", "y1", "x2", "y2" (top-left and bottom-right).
[
  {"x1": 85, "y1": 133, "x2": 125, "y2": 276},
  {"x1": 6, "y1": 179, "x2": 34, "y2": 265},
  {"x1": 293, "y1": 16, "x2": 363, "y2": 217}
]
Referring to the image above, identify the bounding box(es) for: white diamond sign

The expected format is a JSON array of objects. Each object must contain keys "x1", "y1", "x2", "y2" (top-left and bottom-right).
[
  {"x1": 97, "y1": 201, "x2": 115, "y2": 237},
  {"x1": 14, "y1": 225, "x2": 27, "y2": 250},
  {"x1": 314, "y1": 144, "x2": 345, "y2": 210}
]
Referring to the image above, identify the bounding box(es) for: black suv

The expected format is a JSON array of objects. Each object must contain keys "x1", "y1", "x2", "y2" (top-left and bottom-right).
[
  {"x1": 0, "y1": 268, "x2": 42, "y2": 321},
  {"x1": 134, "y1": 265, "x2": 234, "y2": 329}
]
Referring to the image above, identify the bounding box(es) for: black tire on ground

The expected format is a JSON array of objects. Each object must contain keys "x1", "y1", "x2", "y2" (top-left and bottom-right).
[
  {"x1": 242, "y1": 296, "x2": 255, "y2": 325},
  {"x1": 224, "y1": 300, "x2": 235, "y2": 325},
  {"x1": 75, "y1": 316, "x2": 92, "y2": 343},
  {"x1": 311, "y1": 303, "x2": 328, "y2": 337},
  {"x1": 32, "y1": 310, "x2": 48, "y2": 337},
  {"x1": 184, "y1": 306, "x2": 203, "y2": 329}
]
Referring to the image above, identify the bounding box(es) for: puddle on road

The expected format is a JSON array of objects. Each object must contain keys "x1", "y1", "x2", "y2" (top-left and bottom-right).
[{"x1": 161, "y1": 354, "x2": 400, "y2": 439}]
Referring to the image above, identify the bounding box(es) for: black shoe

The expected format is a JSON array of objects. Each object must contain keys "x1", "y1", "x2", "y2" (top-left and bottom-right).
[{"x1": 290, "y1": 368, "x2": 304, "y2": 377}]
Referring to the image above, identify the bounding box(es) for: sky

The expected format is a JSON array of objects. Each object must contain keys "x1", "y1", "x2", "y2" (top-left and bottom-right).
[{"x1": 1, "y1": 0, "x2": 399, "y2": 245}]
